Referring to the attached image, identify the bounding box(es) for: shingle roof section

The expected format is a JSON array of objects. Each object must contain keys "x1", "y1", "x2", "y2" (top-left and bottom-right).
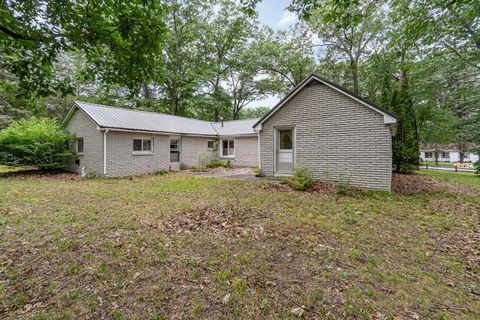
[
  {"x1": 212, "y1": 118, "x2": 259, "y2": 136},
  {"x1": 71, "y1": 101, "x2": 257, "y2": 136}
]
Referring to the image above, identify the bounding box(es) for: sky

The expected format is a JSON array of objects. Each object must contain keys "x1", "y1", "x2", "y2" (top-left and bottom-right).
[{"x1": 247, "y1": 0, "x2": 298, "y2": 109}]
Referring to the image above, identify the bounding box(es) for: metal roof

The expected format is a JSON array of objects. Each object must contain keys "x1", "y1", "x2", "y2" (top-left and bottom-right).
[
  {"x1": 65, "y1": 101, "x2": 258, "y2": 137},
  {"x1": 212, "y1": 118, "x2": 259, "y2": 136}
]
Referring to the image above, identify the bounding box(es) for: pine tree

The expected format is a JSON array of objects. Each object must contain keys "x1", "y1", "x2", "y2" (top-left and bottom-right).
[{"x1": 380, "y1": 72, "x2": 419, "y2": 173}]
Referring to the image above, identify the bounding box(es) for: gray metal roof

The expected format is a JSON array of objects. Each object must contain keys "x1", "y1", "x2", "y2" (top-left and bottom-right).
[
  {"x1": 69, "y1": 101, "x2": 258, "y2": 136},
  {"x1": 212, "y1": 118, "x2": 259, "y2": 136}
]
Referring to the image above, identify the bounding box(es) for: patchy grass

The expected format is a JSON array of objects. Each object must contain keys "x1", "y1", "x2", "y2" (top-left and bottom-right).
[
  {"x1": 0, "y1": 172, "x2": 479, "y2": 319},
  {"x1": 419, "y1": 169, "x2": 480, "y2": 190}
]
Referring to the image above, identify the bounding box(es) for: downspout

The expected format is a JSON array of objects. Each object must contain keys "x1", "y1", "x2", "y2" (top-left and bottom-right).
[
  {"x1": 257, "y1": 131, "x2": 261, "y2": 169},
  {"x1": 103, "y1": 129, "x2": 108, "y2": 176}
]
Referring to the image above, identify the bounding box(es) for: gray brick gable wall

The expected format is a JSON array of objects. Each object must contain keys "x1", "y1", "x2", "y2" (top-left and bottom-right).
[
  {"x1": 65, "y1": 109, "x2": 104, "y2": 175},
  {"x1": 259, "y1": 81, "x2": 393, "y2": 191}
]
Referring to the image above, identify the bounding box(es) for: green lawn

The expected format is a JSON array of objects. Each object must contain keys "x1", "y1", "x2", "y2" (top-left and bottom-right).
[
  {"x1": 0, "y1": 165, "x2": 31, "y2": 173},
  {"x1": 419, "y1": 169, "x2": 480, "y2": 190},
  {"x1": 420, "y1": 161, "x2": 456, "y2": 168},
  {"x1": 0, "y1": 171, "x2": 479, "y2": 319}
]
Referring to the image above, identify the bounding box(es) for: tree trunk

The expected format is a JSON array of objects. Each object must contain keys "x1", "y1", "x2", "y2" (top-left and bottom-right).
[{"x1": 350, "y1": 59, "x2": 359, "y2": 94}]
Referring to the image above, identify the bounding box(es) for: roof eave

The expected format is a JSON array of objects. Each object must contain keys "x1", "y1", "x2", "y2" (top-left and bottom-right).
[{"x1": 253, "y1": 74, "x2": 398, "y2": 130}]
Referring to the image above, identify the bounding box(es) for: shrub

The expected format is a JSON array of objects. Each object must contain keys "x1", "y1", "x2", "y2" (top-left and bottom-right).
[
  {"x1": 289, "y1": 167, "x2": 313, "y2": 191},
  {"x1": 475, "y1": 161, "x2": 480, "y2": 175},
  {"x1": 84, "y1": 170, "x2": 98, "y2": 179},
  {"x1": 154, "y1": 169, "x2": 169, "y2": 176},
  {"x1": 0, "y1": 117, "x2": 73, "y2": 170},
  {"x1": 197, "y1": 152, "x2": 211, "y2": 169},
  {"x1": 207, "y1": 160, "x2": 231, "y2": 168}
]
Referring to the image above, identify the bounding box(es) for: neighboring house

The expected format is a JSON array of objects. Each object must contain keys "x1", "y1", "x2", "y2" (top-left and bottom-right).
[
  {"x1": 253, "y1": 74, "x2": 397, "y2": 191},
  {"x1": 420, "y1": 143, "x2": 479, "y2": 164},
  {"x1": 62, "y1": 101, "x2": 259, "y2": 177},
  {"x1": 62, "y1": 74, "x2": 398, "y2": 191}
]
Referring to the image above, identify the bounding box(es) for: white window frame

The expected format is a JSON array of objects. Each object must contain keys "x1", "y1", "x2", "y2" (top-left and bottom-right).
[
  {"x1": 76, "y1": 138, "x2": 84, "y2": 155},
  {"x1": 207, "y1": 140, "x2": 215, "y2": 150},
  {"x1": 424, "y1": 152, "x2": 432, "y2": 159},
  {"x1": 441, "y1": 152, "x2": 449, "y2": 159},
  {"x1": 220, "y1": 139, "x2": 235, "y2": 158},
  {"x1": 132, "y1": 138, "x2": 154, "y2": 155}
]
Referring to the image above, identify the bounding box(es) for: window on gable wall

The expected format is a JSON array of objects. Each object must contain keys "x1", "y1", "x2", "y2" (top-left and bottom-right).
[
  {"x1": 76, "y1": 138, "x2": 84, "y2": 154},
  {"x1": 207, "y1": 140, "x2": 215, "y2": 149}
]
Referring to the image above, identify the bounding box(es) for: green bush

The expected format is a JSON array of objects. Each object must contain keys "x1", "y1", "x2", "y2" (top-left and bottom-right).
[
  {"x1": 0, "y1": 117, "x2": 73, "y2": 170},
  {"x1": 197, "y1": 152, "x2": 211, "y2": 169},
  {"x1": 207, "y1": 160, "x2": 231, "y2": 168},
  {"x1": 289, "y1": 167, "x2": 313, "y2": 191}
]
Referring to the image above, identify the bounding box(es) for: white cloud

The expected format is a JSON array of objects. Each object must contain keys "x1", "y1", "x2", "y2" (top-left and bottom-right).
[{"x1": 277, "y1": 11, "x2": 298, "y2": 28}]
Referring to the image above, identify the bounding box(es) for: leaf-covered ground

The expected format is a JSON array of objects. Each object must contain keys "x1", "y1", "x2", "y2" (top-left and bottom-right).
[{"x1": 0, "y1": 171, "x2": 479, "y2": 319}]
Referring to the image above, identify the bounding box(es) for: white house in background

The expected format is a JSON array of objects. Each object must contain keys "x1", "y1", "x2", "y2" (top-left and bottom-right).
[{"x1": 420, "y1": 143, "x2": 479, "y2": 163}]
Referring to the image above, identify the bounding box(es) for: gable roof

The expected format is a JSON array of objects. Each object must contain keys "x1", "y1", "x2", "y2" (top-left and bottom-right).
[
  {"x1": 62, "y1": 101, "x2": 258, "y2": 137},
  {"x1": 253, "y1": 74, "x2": 397, "y2": 130}
]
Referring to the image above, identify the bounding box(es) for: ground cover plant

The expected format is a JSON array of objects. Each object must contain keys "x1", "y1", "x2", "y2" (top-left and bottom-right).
[{"x1": 0, "y1": 170, "x2": 479, "y2": 319}]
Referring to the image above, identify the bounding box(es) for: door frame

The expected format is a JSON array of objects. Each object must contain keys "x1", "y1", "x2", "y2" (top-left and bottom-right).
[
  {"x1": 273, "y1": 126, "x2": 295, "y2": 175},
  {"x1": 169, "y1": 136, "x2": 181, "y2": 170}
]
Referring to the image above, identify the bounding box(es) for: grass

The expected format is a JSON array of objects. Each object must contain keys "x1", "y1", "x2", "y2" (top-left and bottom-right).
[
  {"x1": 0, "y1": 170, "x2": 479, "y2": 319},
  {"x1": 420, "y1": 161, "x2": 458, "y2": 168},
  {"x1": 419, "y1": 169, "x2": 480, "y2": 190},
  {"x1": 0, "y1": 165, "x2": 32, "y2": 173}
]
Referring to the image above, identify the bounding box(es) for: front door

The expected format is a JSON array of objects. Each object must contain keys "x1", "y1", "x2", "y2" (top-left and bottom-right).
[
  {"x1": 276, "y1": 128, "x2": 294, "y2": 174},
  {"x1": 170, "y1": 137, "x2": 181, "y2": 171}
]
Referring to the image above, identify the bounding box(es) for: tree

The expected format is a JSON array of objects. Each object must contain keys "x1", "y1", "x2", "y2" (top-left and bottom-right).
[
  {"x1": 381, "y1": 72, "x2": 419, "y2": 173},
  {"x1": 308, "y1": 0, "x2": 385, "y2": 94},
  {"x1": 197, "y1": 0, "x2": 259, "y2": 121},
  {"x1": 256, "y1": 25, "x2": 316, "y2": 93},
  {"x1": 0, "y1": 117, "x2": 73, "y2": 169},
  {"x1": 0, "y1": 0, "x2": 169, "y2": 100},
  {"x1": 160, "y1": 0, "x2": 210, "y2": 115}
]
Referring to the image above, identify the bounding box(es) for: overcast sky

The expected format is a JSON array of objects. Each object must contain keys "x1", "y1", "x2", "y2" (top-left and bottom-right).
[{"x1": 248, "y1": 0, "x2": 298, "y2": 109}]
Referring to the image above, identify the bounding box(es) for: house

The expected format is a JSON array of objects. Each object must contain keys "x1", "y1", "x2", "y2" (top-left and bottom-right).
[
  {"x1": 62, "y1": 101, "x2": 259, "y2": 177},
  {"x1": 62, "y1": 74, "x2": 397, "y2": 191},
  {"x1": 420, "y1": 143, "x2": 479, "y2": 164},
  {"x1": 253, "y1": 74, "x2": 397, "y2": 191}
]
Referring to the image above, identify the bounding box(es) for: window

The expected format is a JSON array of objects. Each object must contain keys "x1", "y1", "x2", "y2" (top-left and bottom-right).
[
  {"x1": 222, "y1": 139, "x2": 234, "y2": 157},
  {"x1": 170, "y1": 139, "x2": 180, "y2": 162},
  {"x1": 207, "y1": 140, "x2": 215, "y2": 150},
  {"x1": 76, "y1": 138, "x2": 84, "y2": 154},
  {"x1": 279, "y1": 129, "x2": 293, "y2": 150},
  {"x1": 441, "y1": 152, "x2": 449, "y2": 159},
  {"x1": 424, "y1": 152, "x2": 432, "y2": 158},
  {"x1": 133, "y1": 139, "x2": 152, "y2": 152}
]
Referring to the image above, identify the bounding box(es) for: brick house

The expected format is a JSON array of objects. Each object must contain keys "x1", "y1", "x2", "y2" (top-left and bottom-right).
[{"x1": 62, "y1": 74, "x2": 397, "y2": 190}]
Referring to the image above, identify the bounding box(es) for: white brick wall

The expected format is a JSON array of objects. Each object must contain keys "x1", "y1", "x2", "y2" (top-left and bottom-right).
[
  {"x1": 181, "y1": 136, "x2": 218, "y2": 167},
  {"x1": 259, "y1": 81, "x2": 393, "y2": 191},
  {"x1": 65, "y1": 109, "x2": 104, "y2": 175},
  {"x1": 106, "y1": 132, "x2": 170, "y2": 177},
  {"x1": 229, "y1": 136, "x2": 258, "y2": 167}
]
